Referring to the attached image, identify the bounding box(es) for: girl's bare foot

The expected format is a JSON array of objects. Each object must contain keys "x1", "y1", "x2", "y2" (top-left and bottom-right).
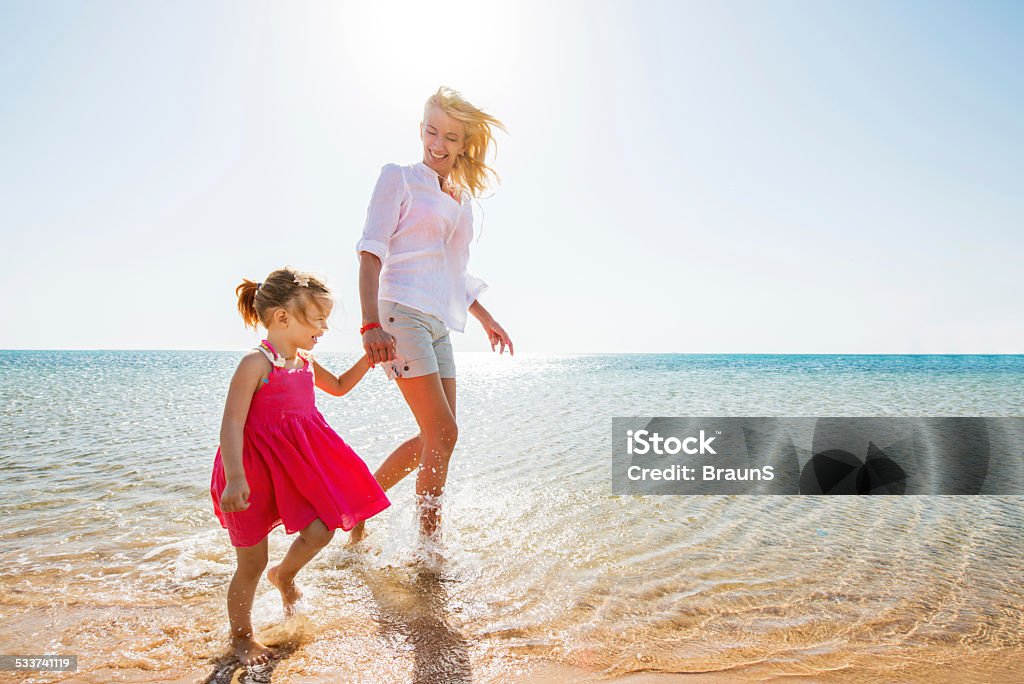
[
  {"x1": 231, "y1": 635, "x2": 275, "y2": 666},
  {"x1": 266, "y1": 565, "x2": 302, "y2": 616},
  {"x1": 346, "y1": 520, "x2": 366, "y2": 546}
]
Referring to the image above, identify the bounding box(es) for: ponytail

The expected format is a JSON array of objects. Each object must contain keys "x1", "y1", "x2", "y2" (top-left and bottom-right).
[{"x1": 235, "y1": 279, "x2": 261, "y2": 330}]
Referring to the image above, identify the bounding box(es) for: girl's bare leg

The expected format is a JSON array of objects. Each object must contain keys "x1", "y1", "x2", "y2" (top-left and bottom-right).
[
  {"x1": 349, "y1": 378, "x2": 456, "y2": 544},
  {"x1": 228, "y1": 539, "x2": 275, "y2": 665},
  {"x1": 267, "y1": 519, "x2": 333, "y2": 616}
]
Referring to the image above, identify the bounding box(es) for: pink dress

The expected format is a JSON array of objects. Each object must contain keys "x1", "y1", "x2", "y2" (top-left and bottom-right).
[{"x1": 210, "y1": 346, "x2": 390, "y2": 547}]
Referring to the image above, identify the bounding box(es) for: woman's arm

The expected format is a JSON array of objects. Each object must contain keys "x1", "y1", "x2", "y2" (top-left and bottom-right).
[
  {"x1": 359, "y1": 251, "x2": 397, "y2": 365},
  {"x1": 359, "y1": 251, "x2": 384, "y2": 330},
  {"x1": 312, "y1": 355, "x2": 371, "y2": 396},
  {"x1": 218, "y1": 352, "x2": 268, "y2": 512},
  {"x1": 470, "y1": 299, "x2": 514, "y2": 355},
  {"x1": 356, "y1": 164, "x2": 405, "y2": 366}
]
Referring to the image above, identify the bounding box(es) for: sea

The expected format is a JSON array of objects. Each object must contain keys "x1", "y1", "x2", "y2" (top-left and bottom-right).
[{"x1": 1, "y1": 351, "x2": 1022, "y2": 683}]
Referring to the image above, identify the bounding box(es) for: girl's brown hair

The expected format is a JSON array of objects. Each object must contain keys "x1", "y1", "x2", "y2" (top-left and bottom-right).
[{"x1": 235, "y1": 267, "x2": 332, "y2": 330}]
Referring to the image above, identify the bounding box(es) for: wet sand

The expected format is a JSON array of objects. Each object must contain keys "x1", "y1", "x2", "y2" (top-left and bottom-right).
[{"x1": 4, "y1": 555, "x2": 1023, "y2": 684}]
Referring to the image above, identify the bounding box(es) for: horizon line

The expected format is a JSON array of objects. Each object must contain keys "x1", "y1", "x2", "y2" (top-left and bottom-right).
[{"x1": 1, "y1": 349, "x2": 1022, "y2": 356}]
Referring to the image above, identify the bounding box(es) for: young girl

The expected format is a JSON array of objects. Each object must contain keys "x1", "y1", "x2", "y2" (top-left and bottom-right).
[{"x1": 210, "y1": 266, "x2": 390, "y2": 666}]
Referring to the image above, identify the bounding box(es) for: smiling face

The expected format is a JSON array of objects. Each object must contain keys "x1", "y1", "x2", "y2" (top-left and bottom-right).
[
  {"x1": 420, "y1": 104, "x2": 467, "y2": 178},
  {"x1": 288, "y1": 296, "x2": 332, "y2": 351}
]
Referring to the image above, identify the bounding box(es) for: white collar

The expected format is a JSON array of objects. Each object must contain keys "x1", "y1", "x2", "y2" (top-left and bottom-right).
[
  {"x1": 413, "y1": 161, "x2": 467, "y2": 206},
  {"x1": 414, "y1": 160, "x2": 442, "y2": 178}
]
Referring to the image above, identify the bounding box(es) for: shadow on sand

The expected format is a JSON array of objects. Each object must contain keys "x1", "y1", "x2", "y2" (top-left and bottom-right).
[
  {"x1": 197, "y1": 556, "x2": 471, "y2": 683},
  {"x1": 361, "y1": 564, "x2": 473, "y2": 684}
]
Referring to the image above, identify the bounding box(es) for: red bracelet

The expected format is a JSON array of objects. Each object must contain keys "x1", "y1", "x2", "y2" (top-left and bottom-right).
[{"x1": 360, "y1": 322, "x2": 381, "y2": 335}]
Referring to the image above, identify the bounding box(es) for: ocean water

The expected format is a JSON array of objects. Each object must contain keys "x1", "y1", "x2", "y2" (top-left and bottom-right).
[{"x1": 1, "y1": 351, "x2": 1023, "y2": 683}]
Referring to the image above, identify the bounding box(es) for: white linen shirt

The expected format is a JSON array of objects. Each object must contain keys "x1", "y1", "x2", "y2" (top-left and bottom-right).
[{"x1": 356, "y1": 161, "x2": 487, "y2": 334}]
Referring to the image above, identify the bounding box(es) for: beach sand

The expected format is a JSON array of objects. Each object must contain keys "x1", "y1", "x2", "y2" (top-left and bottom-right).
[
  {"x1": 4, "y1": 588, "x2": 1022, "y2": 683},
  {"x1": 21, "y1": 651, "x2": 1024, "y2": 683}
]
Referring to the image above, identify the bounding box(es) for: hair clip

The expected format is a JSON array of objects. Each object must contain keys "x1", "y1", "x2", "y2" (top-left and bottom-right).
[{"x1": 293, "y1": 275, "x2": 310, "y2": 287}]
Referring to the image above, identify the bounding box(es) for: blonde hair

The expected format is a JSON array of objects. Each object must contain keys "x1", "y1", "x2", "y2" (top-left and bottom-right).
[
  {"x1": 235, "y1": 266, "x2": 332, "y2": 330},
  {"x1": 424, "y1": 86, "x2": 507, "y2": 199}
]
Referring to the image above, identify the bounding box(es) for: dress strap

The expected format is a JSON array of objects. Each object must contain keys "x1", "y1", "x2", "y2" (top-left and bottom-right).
[
  {"x1": 257, "y1": 339, "x2": 287, "y2": 369},
  {"x1": 295, "y1": 349, "x2": 315, "y2": 369},
  {"x1": 255, "y1": 345, "x2": 277, "y2": 366}
]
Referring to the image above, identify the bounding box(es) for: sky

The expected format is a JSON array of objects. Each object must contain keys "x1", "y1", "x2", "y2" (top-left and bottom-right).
[{"x1": 0, "y1": 0, "x2": 1021, "y2": 353}]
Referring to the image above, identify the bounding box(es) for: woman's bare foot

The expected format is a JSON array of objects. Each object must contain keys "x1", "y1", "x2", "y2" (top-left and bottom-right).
[
  {"x1": 266, "y1": 565, "x2": 302, "y2": 616},
  {"x1": 346, "y1": 520, "x2": 366, "y2": 546},
  {"x1": 231, "y1": 635, "x2": 275, "y2": 666},
  {"x1": 417, "y1": 494, "x2": 443, "y2": 539}
]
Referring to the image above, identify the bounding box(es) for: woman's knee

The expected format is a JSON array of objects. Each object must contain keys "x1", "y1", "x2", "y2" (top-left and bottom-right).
[{"x1": 422, "y1": 418, "x2": 458, "y2": 452}]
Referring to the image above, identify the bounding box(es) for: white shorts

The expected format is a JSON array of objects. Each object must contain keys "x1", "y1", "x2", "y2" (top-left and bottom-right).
[{"x1": 378, "y1": 300, "x2": 456, "y2": 380}]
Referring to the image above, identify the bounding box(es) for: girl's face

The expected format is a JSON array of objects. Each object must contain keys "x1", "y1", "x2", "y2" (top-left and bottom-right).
[
  {"x1": 274, "y1": 297, "x2": 332, "y2": 351},
  {"x1": 420, "y1": 105, "x2": 466, "y2": 179}
]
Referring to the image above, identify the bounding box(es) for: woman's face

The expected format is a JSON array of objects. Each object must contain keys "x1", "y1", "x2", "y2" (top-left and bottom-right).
[{"x1": 420, "y1": 105, "x2": 466, "y2": 178}]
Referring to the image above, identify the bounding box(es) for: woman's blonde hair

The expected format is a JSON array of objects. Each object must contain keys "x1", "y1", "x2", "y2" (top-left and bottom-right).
[{"x1": 424, "y1": 86, "x2": 507, "y2": 199}]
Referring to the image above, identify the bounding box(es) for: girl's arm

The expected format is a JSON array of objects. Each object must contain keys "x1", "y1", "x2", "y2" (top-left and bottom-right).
[
  {"x1": 218, "y1": 352, "x2": 269, "y2": 512},
  {"x1": 312, "y1": 354, "x2": 372, "y2": 397}
]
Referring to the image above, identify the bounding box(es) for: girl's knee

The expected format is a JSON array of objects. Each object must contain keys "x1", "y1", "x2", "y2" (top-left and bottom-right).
[
  {"x1": 301, "y1": 520, "x2": 334, "y2": 548},
  {"x1": 235, "y1": 554, "x2": 268, "y2": 577}
]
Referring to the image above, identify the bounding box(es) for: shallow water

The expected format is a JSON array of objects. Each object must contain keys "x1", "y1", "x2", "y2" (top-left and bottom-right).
[{"x1": 1, "y1": 352, "x2": 1022, "y2": 682}]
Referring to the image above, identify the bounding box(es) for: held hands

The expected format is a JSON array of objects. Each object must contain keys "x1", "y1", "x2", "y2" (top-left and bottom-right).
[
  {"x1": 362, "y1": 326, "x2": 397, "y2": 367},
  {"x1": 220, "y1": 478, "x2": 251, "y2": 513},
  {"x1": 361, "y1": 315, "x2": 510, "y2": 361}
]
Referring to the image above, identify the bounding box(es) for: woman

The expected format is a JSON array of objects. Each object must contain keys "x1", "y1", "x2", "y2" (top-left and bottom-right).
[{"x1": 351, "y1": 86, "x2": 513, "y2": 542}]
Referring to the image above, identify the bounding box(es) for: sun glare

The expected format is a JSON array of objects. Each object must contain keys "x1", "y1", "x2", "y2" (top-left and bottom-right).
[{"x1": 334, "y1": 1, "x2": 525, "y2": 111}]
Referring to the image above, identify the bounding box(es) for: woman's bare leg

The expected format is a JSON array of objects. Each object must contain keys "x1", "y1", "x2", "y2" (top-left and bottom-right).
[
  {"x1": 373, "y1": 434, "x2": 426, "y2": 490},
  {"x1": 374, "y1": 377, "x2": 458, "y2": 490},
  {"x1": 398, "y1": 373, "x2": 458, "y2": 537},
  {"x1": 349, "y1": 378, "x2": 456, "y2": 544}
]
